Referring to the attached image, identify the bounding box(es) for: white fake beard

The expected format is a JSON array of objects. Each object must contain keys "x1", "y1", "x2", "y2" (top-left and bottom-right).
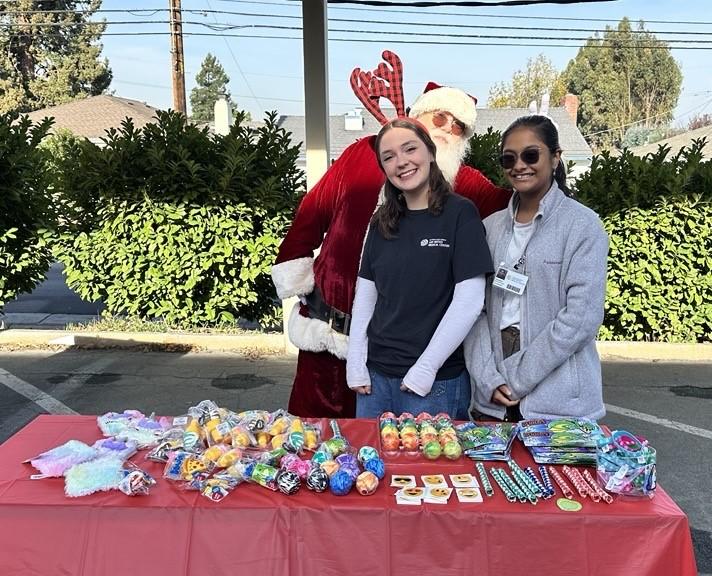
[{"x1": 435, "y1": 136, "x2": 468, "y2": 185}]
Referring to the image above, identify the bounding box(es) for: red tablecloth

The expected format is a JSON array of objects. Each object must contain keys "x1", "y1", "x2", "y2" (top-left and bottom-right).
[{"x1": 0, "y1": 415, "x2": 697, "y2": 576}]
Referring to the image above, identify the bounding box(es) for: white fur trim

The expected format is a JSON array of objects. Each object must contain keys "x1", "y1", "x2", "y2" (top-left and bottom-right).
[
  {"x1": 409, "y1": 87, "x2": 477, "y2": 137},
  {"x1": 287, "y1": 301, "x2": 349, "y2": 360},
  {"x1": 271, "y1": 257, "x2": 314, "y2": 299}
]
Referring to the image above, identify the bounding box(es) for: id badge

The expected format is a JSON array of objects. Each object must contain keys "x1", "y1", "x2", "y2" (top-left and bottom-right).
[{"x1": 493, "y1": 263, "x2": 528, "y2": 295}]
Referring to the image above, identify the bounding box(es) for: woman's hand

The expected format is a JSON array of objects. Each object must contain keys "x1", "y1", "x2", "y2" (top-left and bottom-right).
[
  {"x1": 492, "y1": 384, "x2": 519, "y2": 407},
  {"x1": 399, "y1": 382, "x2": 415, "y2": 394},
  {"x1": 353, "y1": 385, "x2": 371, "y2": 395}
]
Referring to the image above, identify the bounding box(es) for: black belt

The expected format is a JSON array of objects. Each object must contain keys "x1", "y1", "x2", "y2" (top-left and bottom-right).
[
  {"x1": 304, "y1": 287, "x2": 351, "y2": 336},
  {"x1": 501, "y1": 326, "x2": 520, "y2": 336}
]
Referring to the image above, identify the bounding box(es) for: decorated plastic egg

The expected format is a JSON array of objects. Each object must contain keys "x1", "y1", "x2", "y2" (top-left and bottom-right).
[
  {"x1": 422, "y1": 440, "x2": 442, "y2": 460},
  {"x1": 442, "y1": 440, "x2": 462, "y2": 460},
  {"x1": 306, "y1": 466, "x2": 329, "y2": 492},
  {"x1": 358, "y1": 446, "x2": 379, "y2": 463},
  {"x1": 311, "y1": 450, "x2": 330, "y2": 465},
  {"x1": 401, "y1": 434, "x2": 419, "y2": 452},
  {"x1": 329, "y1": 470, "x2": 354, "y2": 496},
  {"x1": 356, "y1": 471, "x2": 379, "y2": 495},
  {"x1": 276, "y1": 469, "x2": 301, "y2": 495},
  {"x1": 320, "y1": 460, "x2": 340, "y2": 477},
  {"x1": 363, "y1": 457, "x2": 385, "y2": 480}
]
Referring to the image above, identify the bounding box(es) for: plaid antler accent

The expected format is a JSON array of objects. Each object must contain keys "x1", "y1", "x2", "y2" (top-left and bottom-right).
[{"x1": 350, "y1": 50, "x2": 405, "y2": 126}]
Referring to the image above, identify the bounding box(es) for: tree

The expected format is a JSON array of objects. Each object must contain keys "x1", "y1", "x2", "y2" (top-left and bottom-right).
[
  {"x1": 0, "y1": 0, "x2": 112, "y2": 115},
  {"x1": 190, "y1": 53, "x2": 248, "y2": 123},
  {"x1": 621, "y1": 125, "x2": 669, "y2": 149},
  {"x1": 1, "y1": 113, "x2": 55, "y2": 308},
  {"x1": 488, "y1": 54, "x2": 567, "y2": 109},
  {"x1": 562, "y1": 18, "x2": 683, "y2": 150}
]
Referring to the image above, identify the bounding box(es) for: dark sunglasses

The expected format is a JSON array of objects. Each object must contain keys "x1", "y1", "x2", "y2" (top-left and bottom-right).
[
  {"x1": 431, "y1": 111, "x2": 466, "y2": 137},
  {"x1": 499, "y1": 147, "x2": 541, "y2": 169}
]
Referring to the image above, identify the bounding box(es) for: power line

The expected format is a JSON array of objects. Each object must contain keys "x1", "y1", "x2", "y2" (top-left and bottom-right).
[
  {"x1": 204, "y1": 0, "x2": 263, "y2": 110},
  {"x1": 5, "y1": 7, "x2": 712, "y2": 38},
  {"x1": 5, "y1": 10, "x2": 712, "y2": 38},
  {"x1": 213, "y1": 0, "x2": 712, "y2": 26},
  {"x1": 3, "y1": 20, "x2": 712, "y2": 46},
  {"x1": 582, "y1": 97, "x2": 712, "y2": 138},
  {"x1": 112, "y1": 78, "x2": 358, "y2": 106},
  {"x1": 4, "y1": 0, "x2": 712, "y2": 28},
  {"x1": 5, "y1": 30, "x2": 712, "y2": 49}
]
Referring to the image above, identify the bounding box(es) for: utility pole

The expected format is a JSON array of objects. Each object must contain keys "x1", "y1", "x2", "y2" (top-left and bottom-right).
[{"x1": 169, "y1": 0, "x2": 187, "y2": 116}]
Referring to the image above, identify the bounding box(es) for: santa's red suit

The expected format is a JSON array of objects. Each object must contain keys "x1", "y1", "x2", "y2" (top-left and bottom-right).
[{"x1": 271, "y1": 135, "x2": 510, "y2": 418}]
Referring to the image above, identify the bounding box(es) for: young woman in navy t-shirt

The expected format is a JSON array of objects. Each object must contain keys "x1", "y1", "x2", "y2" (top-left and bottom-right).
[{"x1": 346, "y1": 118, "x2": 493, "y2": 419}]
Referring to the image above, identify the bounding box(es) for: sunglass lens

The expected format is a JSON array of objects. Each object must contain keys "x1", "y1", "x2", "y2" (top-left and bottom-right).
[
  {"x1": 521, "y1": 149, "x2": 540, "y2": 165},
  {"x1": 499, "y1": 153, "x2": 516, "y2": 169},
  {"x1": 451, "y1": 123, "x2": 464, "y2": 137},
  {"x1": 432, "y1": 112, "x2": 447, "y2": 128}
]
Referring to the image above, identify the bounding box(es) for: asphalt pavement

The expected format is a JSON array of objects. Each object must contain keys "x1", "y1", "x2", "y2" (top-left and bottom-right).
[
  {"x1": 2, "y1": 262, "x2": 102, "y2": 329},
  {"x1": 0, "y1": 348, "x2": 710, "y2": 574}
]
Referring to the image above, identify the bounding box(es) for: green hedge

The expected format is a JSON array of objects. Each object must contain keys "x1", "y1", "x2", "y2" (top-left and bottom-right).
[
  {"x1": 54, "y1": 110, "x2": 303, "y2": 326},
  {"x1": 575, "y1": 140, "x2": 712, "y2": 216},
  {"x1": 0, "y1": 113, "x2": 55, "y2": 308},
  {"x1": 466, "y1": 131, "x2": 712, "y2": 343},
  {"x1": 602, "y1": 197, "x2": 712, "y2": 342},
  {"x1": 463, "y1": 127, "x2": 508, "y2": 188}
]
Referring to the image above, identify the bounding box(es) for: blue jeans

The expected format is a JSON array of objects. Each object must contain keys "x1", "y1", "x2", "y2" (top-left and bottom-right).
[{"x1": 356, "y1": 368, "x2": 471, "y2": 420}]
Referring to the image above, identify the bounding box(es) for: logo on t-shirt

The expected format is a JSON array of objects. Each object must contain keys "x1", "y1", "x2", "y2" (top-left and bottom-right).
[{"x1": 420, "y1": 238, "x2": 450, "y2": 248}]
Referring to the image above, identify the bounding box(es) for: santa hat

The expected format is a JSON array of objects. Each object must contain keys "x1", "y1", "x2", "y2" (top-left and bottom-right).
[{"x1": 408, "y1": 82, "x2": 478, "y2": 137}]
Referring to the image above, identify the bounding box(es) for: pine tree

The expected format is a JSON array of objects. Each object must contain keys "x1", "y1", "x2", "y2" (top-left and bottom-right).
[
  {"x1": 191, "y1": 53, "x2": 234, "y2": 123},
  {"x1": 0, "y1": 0, "x2": 112, "y2": 114}
]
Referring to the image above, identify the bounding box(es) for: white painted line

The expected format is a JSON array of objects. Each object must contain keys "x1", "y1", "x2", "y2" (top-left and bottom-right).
[
  {"x1": 2, "y1": 355, "x2": 118, "y2": 426},
  {"x1": 0, "y1": 368, "x2": 78, "y2": 415},
  {"x1": 605, "y1": 403, "x2": 712, "y2": 440}
]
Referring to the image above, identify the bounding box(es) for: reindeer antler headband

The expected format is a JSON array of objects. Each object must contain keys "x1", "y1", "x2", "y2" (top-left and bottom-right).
[{"x1": 350, "y1": 50, "x2": 406, "y2": 125}]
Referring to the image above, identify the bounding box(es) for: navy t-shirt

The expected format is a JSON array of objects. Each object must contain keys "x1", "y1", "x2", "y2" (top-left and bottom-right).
[{"x1": 359, "y1": 194, "x2": 494, "y2": 380}]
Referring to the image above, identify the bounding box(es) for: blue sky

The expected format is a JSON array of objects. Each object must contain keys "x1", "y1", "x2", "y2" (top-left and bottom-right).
[{"x1": 100, "y1": 0, "x2": 712, "y2": 130}]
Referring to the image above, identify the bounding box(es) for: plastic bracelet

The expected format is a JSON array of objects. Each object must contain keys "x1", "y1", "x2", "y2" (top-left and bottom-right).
[
  {"x1": 490, "y1": 468, "x2": 516, "y2": 502},
  {"x1": 538, "y1": 465, "x2": 556, "y2": 498},
  {"x1": 476, "y1": 462, "x2": 494, "y2": 497},
  {"x1": 562, "y1": 466, "x2": 594, "y2": 499},
  {"x1": 548, "y1": 466, "x2": 574, "y2": 500},
  {"x1": 582, "y1": 469, "x2": 613, "y2": 504},
  {"x1": 525, "y1": 467, "x2": 551, "y2": 499},
  {"x1": 508, "y1": 461, "x2": 541, "y2": 500}
]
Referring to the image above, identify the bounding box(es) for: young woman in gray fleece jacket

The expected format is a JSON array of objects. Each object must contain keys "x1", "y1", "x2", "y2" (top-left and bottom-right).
[{"x1": 465, "y1": 115, "x2": 609, "y2": 422}]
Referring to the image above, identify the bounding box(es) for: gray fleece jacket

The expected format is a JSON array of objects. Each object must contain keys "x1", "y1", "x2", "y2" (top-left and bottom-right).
[{"x1": 464, "y1": 182, "x2": 609, "y2": 420}]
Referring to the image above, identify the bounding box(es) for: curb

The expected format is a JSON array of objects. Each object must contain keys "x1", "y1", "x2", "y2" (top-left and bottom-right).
[
  {"x1": 0, "y1": 329, "x2": 286, "y2": 354},
  {"x1": 595, "y1": 341, "x2": 712, "y2": 362},
  {"x1": 1, "y1": 329, "x2": 711, "y2": 361}
]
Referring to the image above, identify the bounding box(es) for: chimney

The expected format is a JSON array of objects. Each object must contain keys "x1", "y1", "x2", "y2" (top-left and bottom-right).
[
  {"x1": 562, "y1": 93, "x2": 579, "y2": 125},
  {"x1": 214, "y1": 96, "x2": 233, "y2": 135},
  {"x1": 344, "y1": 108, "x2": 364, "y2": 131}
]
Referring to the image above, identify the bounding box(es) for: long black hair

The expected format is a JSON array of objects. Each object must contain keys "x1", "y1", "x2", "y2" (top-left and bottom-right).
[
  {"x1": 500, "y1": 114, "x2": 573, "y2": 197},
  {"x1": 372, "y1": 118, "x2": 453, "y2": 239}
]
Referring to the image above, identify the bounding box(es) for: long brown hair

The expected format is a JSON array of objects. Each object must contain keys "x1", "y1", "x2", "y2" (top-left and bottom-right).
[{"x1": 373, "y1": 118, "x2": 452, "y2": 239}]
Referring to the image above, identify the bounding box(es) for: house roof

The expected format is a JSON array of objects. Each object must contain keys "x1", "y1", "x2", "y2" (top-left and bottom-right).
[
  {"x1": 630, "y1": 124, "x2": 712, "y2": 159},
  {"x1": 25, "y1": 95, "x2": 161, "y2": 141},
  {"x1": 276, "y1": 112, "x2": 383, "y2": 165},
  {"x1": 277, "y1": 106, "x2": 592, "y2": 165},
  {"x1": 475, "y1": 108, "x2": 592, "y2": 159}
]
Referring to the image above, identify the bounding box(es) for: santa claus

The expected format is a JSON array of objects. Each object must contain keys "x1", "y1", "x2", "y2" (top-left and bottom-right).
[{"x1": 271, "y1": 51, "x2": 510, "y2": 418}]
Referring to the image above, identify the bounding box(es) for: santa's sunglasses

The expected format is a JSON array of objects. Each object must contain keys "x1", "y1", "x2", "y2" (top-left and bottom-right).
[
  {"x1": 431, "y1": 111, "x2": 466, "y2": 137},
  {"x1": 499, "y1": 147, "x2": 542, "y2": 170}
]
